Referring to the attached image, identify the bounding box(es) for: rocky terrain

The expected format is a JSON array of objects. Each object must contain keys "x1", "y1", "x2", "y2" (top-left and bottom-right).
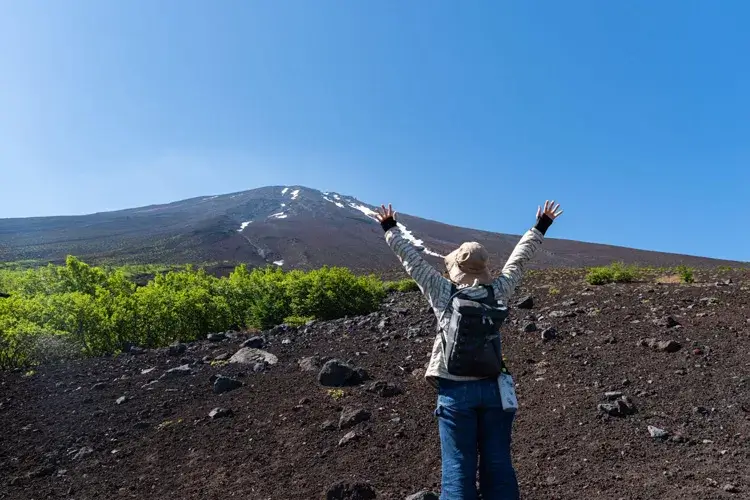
[
  {"x1": 1, "y1": 185, "x2": 744, "y2": 271},
  {"x1": 1, "y1": 269, "x2": 749, "y2": 499}
]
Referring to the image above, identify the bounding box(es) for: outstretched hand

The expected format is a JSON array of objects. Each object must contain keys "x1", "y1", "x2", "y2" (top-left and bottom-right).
[
  {"x1": 536, "y1": 200, "x2": 563, "y2": 220},
  {"x1": 376, "y1": 204, "x2": 397, "y2": 223}
]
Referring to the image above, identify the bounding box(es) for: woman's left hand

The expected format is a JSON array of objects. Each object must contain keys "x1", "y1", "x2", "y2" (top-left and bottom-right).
[{"x1": 537, "y1": 200, "x2": 563, "y2": 220}]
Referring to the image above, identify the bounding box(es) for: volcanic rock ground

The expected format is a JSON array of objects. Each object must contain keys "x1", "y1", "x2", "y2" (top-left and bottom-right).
[{"x1": 1, "y1": 269, "x2": 749, "y2": 500}]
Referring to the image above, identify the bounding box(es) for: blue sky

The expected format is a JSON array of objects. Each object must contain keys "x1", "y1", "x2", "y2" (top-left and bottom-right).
[{"x1": 1, "y1": 1, "x2": 747, "y2": 261}]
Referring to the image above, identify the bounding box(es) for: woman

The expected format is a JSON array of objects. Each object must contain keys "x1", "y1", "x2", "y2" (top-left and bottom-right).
[{"x1": 376, "y1": 201, "x2": 563, "y2": 500}]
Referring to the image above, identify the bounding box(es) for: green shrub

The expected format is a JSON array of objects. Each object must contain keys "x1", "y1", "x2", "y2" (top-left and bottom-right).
[
  {"x1": 675, "y1": 265, "x2": 695, "y2": 283},
  {"x1": 0, "y1": 257, "x2": 388, "y2": 369},
  {"x1": 585, "y1": 262, "x2": 638, "y2": 285},
  {"x1": 384, "y1": 279, "x2": 420, "y2": 293}
]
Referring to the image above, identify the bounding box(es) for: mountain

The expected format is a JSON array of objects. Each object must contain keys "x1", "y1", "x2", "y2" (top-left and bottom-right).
[{"x1": 0, "y1": 185, "x2": 743, "y2": 271}]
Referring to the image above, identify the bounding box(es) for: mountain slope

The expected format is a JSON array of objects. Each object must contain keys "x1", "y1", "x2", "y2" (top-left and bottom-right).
[{"x1": 0, "y1": 186, "x2": 743, "y2": 271}]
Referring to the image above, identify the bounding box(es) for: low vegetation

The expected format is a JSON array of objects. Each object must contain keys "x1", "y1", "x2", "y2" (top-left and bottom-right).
[
  {"x1": 0, "y1": 256, "x2": 386, "y2": 369},
  {"x1": 585, "y1": 262, "x2": 639, "y2": 285}
]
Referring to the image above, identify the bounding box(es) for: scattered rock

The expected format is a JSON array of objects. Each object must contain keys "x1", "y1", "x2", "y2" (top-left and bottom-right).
[
  {"x1": 241, "y1": 336, "x2": 264, "y2": 349},
  {"x1": 598, "y1": 396, "x2": 636, "y2": 417},
  {"x1": 91, "y1": 382, "x2": 108, "y2": 391},
  {"x1": 161, "y1": 364, "x2": 193, "y2": 379},
  {"x1": 561, "y1": 299, "x2": 578, "y2": 307},
  {"x1": 653, "y1": 316, "x2": 680, "y2": 328},
  {"x1": 337, "y1": 430, "x2": 362, "y2": 447},
  {"x1": 318, "y1": 359, "x2": 369, "y2": 387},
  {"x1": 320, "y1": 420, "x2": 337, "y2": 431},
  {"x1": 325, "y1": 481, "x2": 376, "y2": 499},
  {"x1": 639, "y1": 338, "x2": 682, "y2": 353},
  {"x1": 213, "y1": 375, "x2": 243, "y2": 394},
  {"x1": 339, "y1": 407, "x2": 371, "y2": 430},
  {"x1": 72, "y1": 447, "x2": 94, "y2": 460},
  {"x1": 299, "y1": 356, "x2": 323, "y2": 372},
  {"x1": 548, "y1": 310, "x2": 573, "y2": 319},
  {"x1": 515, "y1": 296, "x2": 534, "y2": 309},
  {"x1": 723, "y1": 484, "x2": 739, "y2": 493},
  {"x1": 604, "y1": 391, "x2": 623, "y2": 400},
  {"x1": 648, "y1": 426, "x2": 669, "y2": 439},
  {"x1": 213, "y1": 353, "x2": 230, "y2": 362},
  {"x1": 365, "y1": 381, "x2": 403, "y2": 398},
  {"x1": 229, "y1": 348, "x2": 278, "y2": 366},
  {"x1": 129, "y1": 346, "x2": 147, "y2": 355},
  {"x1": 541, "y1": 327, "x2": 558, "y2": 342},
  {"x1": 168, "y1": 343, "x2": 187, "y2": 356},
  {"x1": 207, "y1": 332, "x2": 227, "y2": 342},
  {"x1": 209, "y1": 407, "x2": 233, "y2": 419},
  {"x1": 406, "y1": 492, "x2": 439, "y2": 500},
  {"x1": 522, "y1": 322, "x2": 538, "y2": 333},
  {"x1": 115, "y1": 396, "x2": 128, "y2": 405}
]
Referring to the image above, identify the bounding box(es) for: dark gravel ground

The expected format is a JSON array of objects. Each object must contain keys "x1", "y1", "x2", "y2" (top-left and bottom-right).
[{"x1": 1, "y1": 269, "x2": 749, "y2": 500}]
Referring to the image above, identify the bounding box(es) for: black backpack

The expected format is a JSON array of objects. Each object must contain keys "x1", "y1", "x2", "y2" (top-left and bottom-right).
[{"x1": 439, "y1": 284, "x2": 509, "y2": 378}]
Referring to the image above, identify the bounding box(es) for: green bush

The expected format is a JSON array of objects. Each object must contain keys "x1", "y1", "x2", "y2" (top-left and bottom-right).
[
  {"x1": 585, "y1": 262, "x2": 639, "y2": 285},
  {"x1": 675, "y1": 265, "x2": 695, "y2": 283},
  {"x1": 0, "y1": 257, "x2": 387, "y2": 369},
  {"x1": 384, "y1": 279, "x2": 420, "y2": 293}
]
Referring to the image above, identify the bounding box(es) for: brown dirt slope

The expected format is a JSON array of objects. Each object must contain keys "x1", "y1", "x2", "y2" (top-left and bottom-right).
[{"x1": 1, "y1": 269, "x2": 749, "y2": 500}]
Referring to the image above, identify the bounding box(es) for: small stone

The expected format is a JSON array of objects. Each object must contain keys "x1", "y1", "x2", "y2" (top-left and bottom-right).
[
  {"x1": 213, "y1": 353, "x2": 230, "y2": 362},
  {"x1": 229, "y1": 348, "x2": 278, "y2": 366},
  {"x1": 209, "y1": 407, "x2": 233, "y2": 419},
  {"x1": 648, "y1": 425, "x2": 669, "y2": 439},
  {"x1": 91, "y1": 382, "x2": 108, "y2": 390},
  {"x1": 325, "y1": 480, "x2": 376, "y2": 499},
  {"x1": 541, "y1": 327, "x2": 557, "y2": 342},
  {"x1": 406, "y1": 492, "x2": 439, "y2": 500},
  {"x1": 168, "y1": 343, "x2": 186, "y2": 356},
  {"x1": 161, "y1": 364, "x2": 192, "y2": 379},
  {"x1": 653, "y1": 316, "x2": 680, "y2": 328},
  {"x1": 241, "y1": 336, "x2": 264, "y2": 349},
  {"x1": 115, "y1": 396, "x2": 128, "y2": 405},
  {"x1": 605, "y1": 391, "x2": 623, "y2": 400},
  {"x1": 320, "y1": 420, "x2": 336, "y2": 431},
  {"x1": 515, "y1": 296, "x2": 534, "y2": 309},
  {"x1": 299, "y1": 356, "x2": 323, "y2": 372},
  {"x1": 207, "y1": 332, "x2": 226, "y2": 342},
  {"x1": 339, "y1": 407, "x2": 371, "y2": 430},
  {"x1": 213, "y1": 375, "x2": 243, "y2": 394},
  {"x1": 723, "y1": 484, "x2": 739, "y2": 493},
  {"x1": 282, "y1": 338, "x2": 292, "y2": 345},
  {"x1": 337, "y1": 430, "x2": 361, "y2": 447},
  {"x1": 365, "y1": 381, "x2": 404, "y2": 398},
  {"x1": 522, "y1": 322, "x2": 538, "y2": 333}
]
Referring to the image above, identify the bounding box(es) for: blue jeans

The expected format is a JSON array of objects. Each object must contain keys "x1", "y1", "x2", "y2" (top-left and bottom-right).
[{"x1": 435, "y1": 377, "x2": 520, "y2": 500}]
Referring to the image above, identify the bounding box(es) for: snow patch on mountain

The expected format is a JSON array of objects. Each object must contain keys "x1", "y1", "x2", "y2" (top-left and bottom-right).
[
  {"x1": 291, "y1": 189, "x2": 300, "y2": 200},
  {"x1": 238, "y1": 221, "x2": 253, "y2": 231},
  {"x1": 281, "y1": 187, "x2": 289, "y2": 195},
  {"x1": 269, "y1": 212, "x2": 288, "y2": 220},
  {"x1": 324, "y1": 196, "x2": 345, "y2": 208},
  {"x1": 349, "y1": 203, "x2": 379, "y2": 220},
  {"x1": 273, "y1": 260, "x2": 284, "y2": 266}
]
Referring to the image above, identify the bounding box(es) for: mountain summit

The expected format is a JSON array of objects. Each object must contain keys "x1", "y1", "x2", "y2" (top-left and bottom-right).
[{"x1": 0, "y1": 186, "x2": 741, "y2": 270}]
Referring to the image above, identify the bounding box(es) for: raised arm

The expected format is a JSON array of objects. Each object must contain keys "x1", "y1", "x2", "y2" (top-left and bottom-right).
[
  {"x1": 493, "y1": 200, "x2": 563, "y2": 300},
  {"x1": 377, "y1": 204, "x2": 452, "y2": 311}
]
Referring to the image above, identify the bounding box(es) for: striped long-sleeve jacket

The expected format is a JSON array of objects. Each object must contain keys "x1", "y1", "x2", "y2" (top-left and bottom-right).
[{"x1": 384, "y1": 225, "x2": 545, "y2": 386}]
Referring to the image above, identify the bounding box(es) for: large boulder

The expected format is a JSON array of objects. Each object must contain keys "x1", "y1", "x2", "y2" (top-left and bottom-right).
[
  {"x1": 229, "y1": 348, "x2": 278, "y2": 366},
  {"x1": 318, "y1": 359, "x2": 369, "y2": 387}
]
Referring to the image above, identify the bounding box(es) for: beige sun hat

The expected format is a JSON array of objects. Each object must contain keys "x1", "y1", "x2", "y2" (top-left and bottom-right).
[{"x1": 444, "y1": 241, "x2": 493, "y2": 285}]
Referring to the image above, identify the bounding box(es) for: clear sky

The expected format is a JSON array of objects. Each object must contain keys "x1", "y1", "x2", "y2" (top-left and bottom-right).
[{"x1": 1, "y1": 1, "x2": 747, "y2": 261}]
